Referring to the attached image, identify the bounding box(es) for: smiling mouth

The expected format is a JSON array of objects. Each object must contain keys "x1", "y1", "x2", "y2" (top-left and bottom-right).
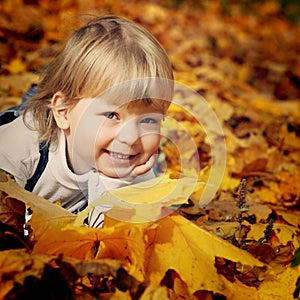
[{"x1": 104, "y1": 150, "x2": 136, "y2": 160}]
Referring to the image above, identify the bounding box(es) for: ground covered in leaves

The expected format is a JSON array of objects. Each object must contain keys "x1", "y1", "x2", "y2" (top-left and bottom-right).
[{"x1": 0, "y1": 0, "x2": 300, "y2": 299}]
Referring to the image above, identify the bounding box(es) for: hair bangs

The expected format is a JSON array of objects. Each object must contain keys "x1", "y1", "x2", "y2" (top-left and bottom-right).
[
  {"x1": 74, "y1": 28, "x2": 173, "y2": 105},
  {"x1": 93, "y1": 76, "x2": 173, "y2": 113}
]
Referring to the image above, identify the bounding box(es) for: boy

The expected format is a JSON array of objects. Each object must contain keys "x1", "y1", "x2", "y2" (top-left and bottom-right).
[{"x1": 0, "y1": 15, "x2": 174, "y2": 224}]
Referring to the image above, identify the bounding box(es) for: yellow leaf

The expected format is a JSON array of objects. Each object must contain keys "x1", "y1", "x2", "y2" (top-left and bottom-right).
[
  {"x1": 0, "y1": 281, "x2": 14, "y2": 300},
  {"x1": 279, "y1": 125, "x2": 300, "y2": 150},
  {"x1": 144, "y1": 214, "x2": 265, "y2": 295},
  {"x1": 32, "y1": 225, "x2": 101, "y2": 260},
  {"x1": 32, "y1": 217, "x2": 146, "y2": 280},
  {"x1": 95, "y1": 221, "x2": 147, "y2": 282},
  {"x1": 109, "y1": 289, "x2": 132, "y2": 299},
  {"x1": 223, "y1": 279, "x2": 260, "y2": 300},
  {"x1": 248, "y1": 223, "x2": 299, "y2": 248},
  {"x1": 4, "y1": 58, "x2": 27, "y2": 74},
  {"x1": 250, "y1": 97, "x2": 284, "y2": 117},
  {"x1": 0, "y1": 73, "x2": 38, "y2": 96},
  {"x1": 140, "y1": 284, "x2": 169, "y2": 300},
  {"x1": 75, "y1": 175, "x2": 200, "y2": 225},
  {"x1": 258, "y1": 266, "x2": 300, "y2": 299},
  {"x1": 253, "y1": 186, "x2": 279, "y2": 204}
]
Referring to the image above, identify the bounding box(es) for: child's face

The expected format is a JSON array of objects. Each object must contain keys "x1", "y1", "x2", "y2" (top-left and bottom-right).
[{"x1": 57, "y1": 97, "x2": 163, "y2": 178}]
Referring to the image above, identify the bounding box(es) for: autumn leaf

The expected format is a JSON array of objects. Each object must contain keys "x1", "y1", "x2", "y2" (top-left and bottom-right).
[
  {"x1": 139, "y1": 284, "x2": 169, "y2": 300},
  {"x1": 0, "y1": 249, "x2": 132, "y2": 299},
  {"x1": 257, "y1": 266, "x2": 300, "y2": 300},
  {"x1": 0, "y1": 173, "x2": 268, "y2": 298},
  {"x1": 0, "y1": 173, "x2": 76, "y2": 240},
  {"x1": 143, "y1": 213, "x2": 266, "y2": 296},
  {"x1": 0, "y1": 249, "x2": 52, "y2": 299},
  {"x1": 248, "y1": 223, "x2": 299, "y2": 249},
  {"x1": 32, "y1": 225, "x2": 101, "y2": 260},
  {"x1": 0, "y1": 194, "x2": 25, "y2": 234},
  {"x1": 75, "y1": 175, "x2": 200, "y2": 225},
  {"x1": 0, "y1": 193, "x2": 32, "y2": 251},
  {"x1": 3, "y1": 58, "x2": 27, "y2": 74}
]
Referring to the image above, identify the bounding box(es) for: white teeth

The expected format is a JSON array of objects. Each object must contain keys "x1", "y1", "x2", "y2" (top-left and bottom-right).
[{"x1": 109, "y1": 151, "x2": 130, "y2": 159}]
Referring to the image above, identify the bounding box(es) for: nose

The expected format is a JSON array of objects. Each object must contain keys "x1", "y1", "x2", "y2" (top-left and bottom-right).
[{"x1": 116, "y1": 118, "x2": 140, "y2": 145}]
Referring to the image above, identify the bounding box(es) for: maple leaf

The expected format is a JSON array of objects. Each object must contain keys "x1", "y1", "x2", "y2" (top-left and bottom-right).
[
  {"x1": 75, "y1": 175, "x2": 200, "y2": 225},
  {"x1": 143, "y1": 213, "x2": 265, "y2": 296}
]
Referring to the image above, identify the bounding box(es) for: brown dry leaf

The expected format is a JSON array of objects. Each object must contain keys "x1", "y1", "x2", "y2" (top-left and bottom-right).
[
  {"x1": 0, "y1": 248, "x2": 127, "y2": 299},
  {"x1": 160, "y1": 269, "x2": 198, "y2": 299},
  {"x1": 0, "y1": 173, "x2": 75, "y2": 240},
  {"x1": 0, "y1": 194, "x2": 25, "y2": 233},
  {"x1": 0, "y1": 249, "x2": 54, "y2": 298},
  {"x1": 0, "y1": 193, "x2": 29, "y2": 251}
]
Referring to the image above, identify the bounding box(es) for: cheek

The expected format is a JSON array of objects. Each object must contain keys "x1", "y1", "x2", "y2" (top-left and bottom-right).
[
  {"x1": 72, "y1": 119, "x2": 106, "y2": 158},
  {"x1": 93, "y1": 132, "x2": 108, "y2": 151},
  {"x1": 94, "y1": 123, "x2": 115, "y2": 148},
  {"x1": 141, "y1": 134, "x2": 161, "y2": 153},
  {"x1": 74, "y1": 123, "x2": 98, "y2": 149}
]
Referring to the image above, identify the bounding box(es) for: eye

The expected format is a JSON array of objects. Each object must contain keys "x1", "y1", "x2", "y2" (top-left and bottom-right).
[
  {"x1": 141, "y1": 117, "x2": 158, "y2": 124},
  {"x1": 104, "y1": 112, "x2": 118, "y2": 120}
]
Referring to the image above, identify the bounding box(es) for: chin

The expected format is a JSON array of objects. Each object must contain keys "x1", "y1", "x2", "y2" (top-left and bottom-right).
[{"x1": 101, "y1": 167, "x2": 133, "y2": 179}]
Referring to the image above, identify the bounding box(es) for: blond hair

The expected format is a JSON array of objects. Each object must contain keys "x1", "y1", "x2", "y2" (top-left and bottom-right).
[{"x1": 24, "y1": 15, "x2": 174, "y2": 144}]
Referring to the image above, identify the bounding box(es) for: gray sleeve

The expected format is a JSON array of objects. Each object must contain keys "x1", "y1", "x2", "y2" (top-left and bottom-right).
[{"x1": 0, "y1": 116, "x2": 40, "y2": 186}]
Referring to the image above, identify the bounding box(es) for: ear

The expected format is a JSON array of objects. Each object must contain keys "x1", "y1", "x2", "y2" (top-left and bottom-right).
[{"x1": 51, "y1": 92, "x2": 70, "y2": 130}]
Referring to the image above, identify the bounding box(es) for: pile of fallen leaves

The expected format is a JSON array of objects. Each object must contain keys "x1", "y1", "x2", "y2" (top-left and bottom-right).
[
  {"x1": 1, "y1": 173, "x2": 299, "y2": 299},
  {"x1": 0, "y1": 0, "x2": 300, "y2": 299}
]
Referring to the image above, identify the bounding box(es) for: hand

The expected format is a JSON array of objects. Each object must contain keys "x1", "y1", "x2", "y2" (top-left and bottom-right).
[{"x1": 130, "y1": 152, "x2": 158, "y2": 178}]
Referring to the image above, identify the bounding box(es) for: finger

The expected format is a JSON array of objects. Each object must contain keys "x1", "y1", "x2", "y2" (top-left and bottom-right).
[{"x1": 130, "y1": 153, "x2": 157, "y2": 177}]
